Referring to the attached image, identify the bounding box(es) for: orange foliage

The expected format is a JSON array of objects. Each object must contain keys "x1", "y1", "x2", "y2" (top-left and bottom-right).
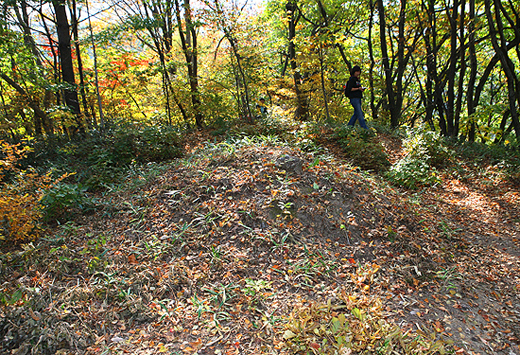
[{"x1": 0, "y1": 142, "x2": 56, "y2": 242}]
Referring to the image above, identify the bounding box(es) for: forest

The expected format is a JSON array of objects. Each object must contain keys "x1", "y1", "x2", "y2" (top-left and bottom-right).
[{"x1": 0, "y1": 0, "x2": 519, "y2": 354}]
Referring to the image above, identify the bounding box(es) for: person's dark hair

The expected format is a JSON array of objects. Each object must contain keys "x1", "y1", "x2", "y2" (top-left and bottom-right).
[{"x1": 351, "y1": 65, "x2": 361, "y2": 75}]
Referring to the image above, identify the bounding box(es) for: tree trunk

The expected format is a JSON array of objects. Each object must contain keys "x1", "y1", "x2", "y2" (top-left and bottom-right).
[
  {"x1": 141, "y1": 0, "x2": 174, "y2": 126},
  {"x1": 454, "y1": 0, "x2": 467, "y2": 139},
  {"x1": 38, "y1": 6, "x2": 61, "y2": 107},
  {"x1": 85, "y1": 0, "x2": 103, "y2": 130},
  {"x1": 467, "y1": 0, "x2": 477, "y2": 142},
  {"x1": 15, "y1": 0, "x2": 54, "y2": 135},
  {"x1": 226, "y1": 31, "x2": 253, "y2": 122},
  {"x1": 174, "y1": 0, "x2": 204, "y2": 129},
  {"x1": 377, "y1": 0, "x2": 398, "y2": 127},
  {"x1": 445, "y1": 0, "x2": 459, "y2": 137},
  {"x1": 287, "y1": 0, "x2": 308, "y2": 120},
  {"x1": 53, "y1": 0, "x2": 83, "y2": 134},
  {"x1": 484, "y1": 0, "x2": 520, "y2": 137},
  {"x1": 71, "y1": 0, "x2": 92, "y2": 129},
  {"x1": 319, "y1": 46, "x2": 331, "y2": 121},
  {"x1": 15, "y1": 0, "x2": 43, "y2": 67},
  {"x1": 0, "y1": 72, "x2": 51, "y2": 127},
  {"x1": 367, "y1": 0, "x2": 377, "y2": 120}
]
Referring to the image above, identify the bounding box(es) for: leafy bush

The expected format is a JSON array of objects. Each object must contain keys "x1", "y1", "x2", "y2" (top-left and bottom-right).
[
  {"x1": 370, "y1": 121, "x2": 406, "y2": 138},
  {"x1": 24, "y1": 124, "x2": 183, "y2": 191},
  {"x1": 334, "y1": 125, "x2": 390, "y2": 171},
  {"x1": 386, "y1": 155, "x2": 441, "y2": 189},
  {"x1": 243, "y1": 108, "x2": 298, "y2": 141},
  {"x1": 386, "y1": 128, "x2": 446, "y2": 189},
  {"x1": 408, "y1": 129, "x2": 453, "y2": 168},
  {"x1": 0, "y1": 142, "x2": 54, "y2": 242},
  {"x1": 283, "y1": 264, "x2": 452, "y2": 354},
  {"x1": 118, "y1": 125, "x2": 182, "y2": 162},
  {"x1": 75, "y1": 125, "x2": 182, "y2": 167},
  {"x1": 40, "y1": 183, "x2": 95, "y2": 223},
  {"x1": 452, "y1": 137, "x2": 520, "y2": 183},
  {"x1": 209, "y1": 115, "x2": 235, "y2": 137}
]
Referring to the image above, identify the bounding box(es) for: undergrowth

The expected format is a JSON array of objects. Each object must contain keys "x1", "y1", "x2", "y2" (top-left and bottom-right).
[
  {"x1": 283, "y1": 264, "x2": 452, "y2": 354},
  {"x1": 26, "y1": 124, "x2": 182, "y2": 191},
  {"x1": 334, "y1": 125, "x2": 391, "y2": 171},
  {"x1": 0, "y1": 142, "x2": 69, "y2": 242},
  {"x1": 386, "y1": 128, "x2": 447, "y2": 189}
]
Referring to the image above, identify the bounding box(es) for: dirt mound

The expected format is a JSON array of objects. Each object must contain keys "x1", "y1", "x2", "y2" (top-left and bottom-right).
[{"x1": 1, "y1": 139, "x2": 518, "y2": 354}]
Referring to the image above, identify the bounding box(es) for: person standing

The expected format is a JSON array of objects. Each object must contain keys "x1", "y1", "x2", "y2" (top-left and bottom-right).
[
  {"x1": 345, "y1": 65, "x2": 368, "y2": 129},
  {"x1": 258, "y1": 98, "x2": 268, "y2": 116}
]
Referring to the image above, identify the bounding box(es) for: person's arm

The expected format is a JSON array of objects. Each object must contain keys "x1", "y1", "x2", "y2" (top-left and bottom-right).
[{"x1": 348, "y1": 77, "x2": 362, "y2": 92}]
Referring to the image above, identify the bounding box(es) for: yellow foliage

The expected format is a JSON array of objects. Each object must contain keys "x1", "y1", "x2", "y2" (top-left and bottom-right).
[
  {"x1": 0, "y1": 141, "x2": 52, "y2": 242},
  {"x1": 282, "y1": 263, "x2": 452, "y2": 354}
]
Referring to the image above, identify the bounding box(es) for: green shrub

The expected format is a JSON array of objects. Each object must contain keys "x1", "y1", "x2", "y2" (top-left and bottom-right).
[
  {"x1": 24, "y1": 125, "x2": 183, "y2": 191},
  {"x1": 453, "y1": 137, "x2": 520, "y2": 183},
  {"x1": 40, "y1": 183, "x2": 95, "y2": 223},
  {"x1": 386, "y1": 127, "x2": 446, "y2": 189},
  {"x1": 209, "y1": 115, "x2": 235, "y2": 137},
  {"x1": 386, "y1": 155, "x2": 441, "y2": 189},
  {"x1": 251, "y1": 109, "x2": 297, "y2": 140},
  {"x1": 0, "y1": 142, "x2": 51, "y2": 242},
  {"x1": 404, "y1": 128, "x2": 453, "y2": 168},
  {"x1": 334, "y1": 125, "x2": 390, "y2": 171},
  {"x1": 121, "y1": 125, "x2": 182, "y2": 162},
  {"x1": 370, "y1": 121, "x2": 406, "y2": 138}
]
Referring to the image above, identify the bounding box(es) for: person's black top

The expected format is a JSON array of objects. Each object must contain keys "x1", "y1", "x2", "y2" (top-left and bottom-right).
[{"x1": 347, "y1": 76, "x2": 363, "y2": 99}]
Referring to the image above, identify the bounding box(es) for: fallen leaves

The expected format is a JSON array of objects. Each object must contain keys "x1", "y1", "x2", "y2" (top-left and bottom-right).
[{"x1": 1, "y1": 137, "x2": 519, "y2": 355}]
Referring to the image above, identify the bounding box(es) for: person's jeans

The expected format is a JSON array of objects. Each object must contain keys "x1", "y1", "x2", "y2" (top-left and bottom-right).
[{"x1": 348, "y1": 97, "x2": 368, "y2": 129}]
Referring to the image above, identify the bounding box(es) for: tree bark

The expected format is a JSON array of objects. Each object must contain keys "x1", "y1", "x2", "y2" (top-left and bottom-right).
[
  {"x1": 445, "y1": 0, "x2": 459, "y2": 137},
  {"x1": 85, "y1": 0, "x2": 102, "y2": 130},
  {"x1": 71, "y1": 0, "x2": 92, "y2": 129},
  {"x1": 377, "y1": 0, "x2": 398, "y2": 127},
  {"x1": 14, "y1": 0, "x2": 54, "y2": 135},
  {"x1": 174, "y1": 0, "x2": 203, "y2": 129},
  {"x1": 367, "y1": 0, "x2": 377, "y2": 120},
  {"x1": 467, "y1": 0, "x2": 478, "y2": 141},
  {"x1": 286, "y1": 0, "x2": 308, "y2": 120},
  {"x1": 53, "y1": 0, "x2": 83, "y2": 133}
]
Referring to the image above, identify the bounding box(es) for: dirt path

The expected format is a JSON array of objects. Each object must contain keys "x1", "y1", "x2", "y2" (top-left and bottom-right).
[{"x1": 371, "y1": 134, "x2": 520, "y2": 354}]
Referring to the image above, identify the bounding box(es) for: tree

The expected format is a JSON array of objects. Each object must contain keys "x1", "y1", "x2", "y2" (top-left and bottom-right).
[
  {"x1": 484, "y1": 0, "x2": 520, "y2": 138},
  {"x1": 53, "y1": 0, "x2": 83, "y2": 134},
  {"x1": 377, "y1": 0, "x2": 420, "y2": 128},
  {"x1": 286, "y1": 0, "x2": 308, "y2": 120},
  {"x1": 174, "y1": 0, "x2": 204, "y2": 128},
  {"x1": 203, "y1": 0, "x2": 260, "y2": 122}
]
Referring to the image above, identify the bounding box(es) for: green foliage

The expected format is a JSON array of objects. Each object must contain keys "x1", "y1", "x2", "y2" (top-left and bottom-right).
[
  {"x1": 386, "y1": 128, "x2": 448, "y2": 189},
  {"x1": 386, "y1": 155, "x2": 441, "y2": 189},
  {"x1": 334, "y1": 125, "x2": 391, "y2": 171},
  {"x1": 450, "y1": 136, "x2": 520, "y2": 183},
  {"x1": 26, "y1": 125, "x2": 182, "y2": 190},
  {"x1": 40, "y1": 183, "x2": 95, "y2": 223},
  {"x1": 0, "y1": 142, "x2": 54, "y2": 242},
  {"x1": 209, "y1": 115, "x2": 236, "y2": 137},
  {"x1": 457, "y1": 135, "x2": 519, "y2": 162},
  {"x1": 408, "y1": 129, "x2": 453, "y2": 169},
  {"x1": 113, "y1": 125, "x2": 182, "y2": 163},
  {"x1": 370, "y1": 121, "x2": 406, "y2": 139}
]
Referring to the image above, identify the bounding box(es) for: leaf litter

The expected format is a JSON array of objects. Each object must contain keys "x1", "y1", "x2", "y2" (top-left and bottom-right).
[{"x1": 0, "y1": 134, "x2": 519, "y2": 355}]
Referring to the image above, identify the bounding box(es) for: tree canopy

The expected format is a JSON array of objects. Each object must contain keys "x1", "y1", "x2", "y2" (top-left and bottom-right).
[{"x1": 0, "y1": 0, "x2": 518, "y2": 141}]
